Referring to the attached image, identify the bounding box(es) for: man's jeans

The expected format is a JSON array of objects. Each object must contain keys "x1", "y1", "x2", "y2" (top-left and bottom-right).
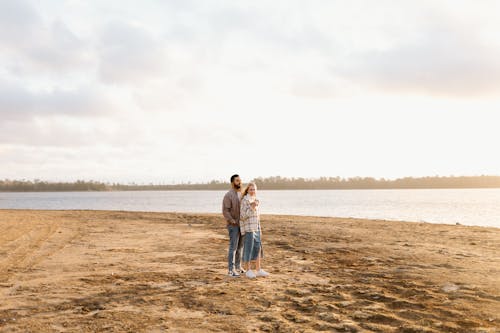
[{"x1": 227, "y1": 224, "x2": 244, "y2": 272}]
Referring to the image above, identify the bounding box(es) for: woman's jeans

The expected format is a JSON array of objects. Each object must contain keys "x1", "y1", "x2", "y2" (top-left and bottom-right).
[
  {"x1": 227, "y1": 225, "x2": 244, "y2": 271},
  {"x1": 243, "y1": 230, "x2": 261, "y2": 262}
]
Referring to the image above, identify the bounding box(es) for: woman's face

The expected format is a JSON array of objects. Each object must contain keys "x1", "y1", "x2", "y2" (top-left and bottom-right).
[{"x1": 248, "y1": 185, "x2": 256, "y2": 196}]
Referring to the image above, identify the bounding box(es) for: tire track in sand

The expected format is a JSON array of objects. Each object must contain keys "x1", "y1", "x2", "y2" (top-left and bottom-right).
[{"x1": 0, "y1": 217, "x2": 82, "y2": 286}]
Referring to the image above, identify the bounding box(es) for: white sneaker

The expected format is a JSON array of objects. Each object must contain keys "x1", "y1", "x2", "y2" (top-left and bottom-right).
[
  {"x1": 256, "y1": 269, "x2": 270, "y2": 277},
  {"x1": 246, "y1": 270, "x2": 256, "y2": 279},
  {"x1": 228, "y1": 270, "x2": 240, "y2": 278}
]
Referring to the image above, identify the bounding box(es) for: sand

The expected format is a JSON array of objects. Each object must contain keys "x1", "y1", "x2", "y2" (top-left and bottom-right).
[{"x1": 0, "y1": 209, "x2": 498, "y2": 333}]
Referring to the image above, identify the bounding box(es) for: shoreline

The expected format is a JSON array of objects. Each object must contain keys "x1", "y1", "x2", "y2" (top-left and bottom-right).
[
  {"x1": 1, "y1": 208, "x2": 499, "y2": 230},
  {"x1": 0, "y1": 209, "x2": 499, "y2": 332}
]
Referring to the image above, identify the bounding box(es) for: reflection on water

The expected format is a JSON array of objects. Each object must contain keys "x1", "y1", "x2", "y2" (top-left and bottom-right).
[{"x1": 1, "y1": 189, "x2": 499, "y2": 228}]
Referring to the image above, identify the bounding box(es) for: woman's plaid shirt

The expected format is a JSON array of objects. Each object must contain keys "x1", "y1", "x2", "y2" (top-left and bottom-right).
[{"x1": 239, "y1": 194, "x2": 261, "y2": 235}]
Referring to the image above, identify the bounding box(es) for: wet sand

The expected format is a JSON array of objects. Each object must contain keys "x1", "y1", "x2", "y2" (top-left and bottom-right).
[{"x1": 0, "y1": 209, "x2": 499, "y2": 332}]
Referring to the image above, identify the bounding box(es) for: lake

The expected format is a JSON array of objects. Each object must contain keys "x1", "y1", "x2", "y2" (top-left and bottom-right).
[{"x1": 1, "y1": 189, "x2": 499, "y2": 228}]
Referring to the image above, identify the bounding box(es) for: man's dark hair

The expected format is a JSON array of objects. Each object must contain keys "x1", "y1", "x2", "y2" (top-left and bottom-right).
[{"x1": 230, "y1": 174, "x2": 239, "y2": 183}]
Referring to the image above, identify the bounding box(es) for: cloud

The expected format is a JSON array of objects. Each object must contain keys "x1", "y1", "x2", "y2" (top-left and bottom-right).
[
  {"x1": 0, "y1": 119, "x2": 95, "y2": 147},
  {"x1": 0, "y1": 1, "x2": 92, "y2": 75},
  {"x1": 97, "y1": 21, "x2": 168, "y2": 84},
  {"x1": 336, "y1": 15, "x2": 500, "y2": 96},
  {"x1": 0, "y1": 80, "x2": 114, "y2": 120},
  {"x1": 24, "y1": 20, "x2": 91, "y2": 72},
  {"x1": 0, "y1": 0, "x2": 40, "y2": 47},
  {"x1": 0, "y1": 113, "x2": 165, "y2": 148}
]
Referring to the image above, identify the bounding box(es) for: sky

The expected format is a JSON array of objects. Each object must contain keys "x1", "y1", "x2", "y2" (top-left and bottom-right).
[{"x1": 1, "y1": 0, "x2": 500, "y2": 183}]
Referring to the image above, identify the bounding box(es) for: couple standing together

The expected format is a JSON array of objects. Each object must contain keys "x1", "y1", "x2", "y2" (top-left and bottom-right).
[{"x1": 222, "y1": 174, "x2": 270, "y2": 278}]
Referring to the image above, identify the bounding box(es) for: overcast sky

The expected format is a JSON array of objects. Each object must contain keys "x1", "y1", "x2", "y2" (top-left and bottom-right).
[{"x1": 1, "y1": 0, "x2": 500, "y2": 183}]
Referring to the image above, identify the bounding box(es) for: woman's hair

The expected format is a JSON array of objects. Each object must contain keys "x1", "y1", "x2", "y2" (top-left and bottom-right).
[{"x1": 242, "y1": 182, "x2": 257, "y2": 197}]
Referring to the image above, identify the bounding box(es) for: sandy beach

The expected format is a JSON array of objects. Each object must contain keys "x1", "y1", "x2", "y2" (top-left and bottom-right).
[{"x1": 0, "y1": 209, "x2": 498, "y2": 332}]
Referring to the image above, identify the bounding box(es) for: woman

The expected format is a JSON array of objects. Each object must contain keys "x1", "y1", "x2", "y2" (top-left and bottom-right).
[{"x1": 240, "y1": 182, "x2": 269, "y2": 278}]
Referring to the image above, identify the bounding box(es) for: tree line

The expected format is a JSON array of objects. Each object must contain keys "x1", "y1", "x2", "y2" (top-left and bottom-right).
[{"x1": 1, "y1": 176, "x2": 500, "y2": 192}]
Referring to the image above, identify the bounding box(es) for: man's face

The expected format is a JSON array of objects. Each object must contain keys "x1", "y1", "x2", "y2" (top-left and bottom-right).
[{"x1": 232, "y1": 177, "x2": 241, "y2": 189}]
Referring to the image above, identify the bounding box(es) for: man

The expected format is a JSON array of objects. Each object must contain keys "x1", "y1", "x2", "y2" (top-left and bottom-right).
[{"x1": 222, "y1": 174, "x2": 245, "y2": 277}]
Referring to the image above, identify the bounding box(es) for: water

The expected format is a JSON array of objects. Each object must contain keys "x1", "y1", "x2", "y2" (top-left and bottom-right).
[{"x1": 1, "y1": 189, "x2": 499, "y2": 228}]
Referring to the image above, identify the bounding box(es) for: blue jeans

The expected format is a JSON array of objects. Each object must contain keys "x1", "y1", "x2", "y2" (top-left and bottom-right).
[
  {"x1": 227, "y1": 225, "x2": 244, "y2": 271},
  {"x1": 243, "y1": 230, "x2": 262, "y2": 262}
]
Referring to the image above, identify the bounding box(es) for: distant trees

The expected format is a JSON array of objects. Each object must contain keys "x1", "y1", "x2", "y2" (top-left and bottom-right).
[
  {"x1": 109, "y1": 181, "x2": 228, "y2": 191},
  {"x1": 252, "y1": 176, "x2": 500, "y2": 189},
  {"x1": 1, "y1": 176, "x2": 500, "y2": 192},
  {"x1": 0, "y1": 179, "x2": 108, "y2": 192}
]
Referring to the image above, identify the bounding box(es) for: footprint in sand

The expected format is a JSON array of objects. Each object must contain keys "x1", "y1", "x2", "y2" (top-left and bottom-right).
[{"x1": 441, "y1": 283, "x2": 460, "y2": 292}]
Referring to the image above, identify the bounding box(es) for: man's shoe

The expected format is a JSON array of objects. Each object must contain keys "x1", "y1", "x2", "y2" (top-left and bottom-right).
[
  {"x1": 246, "y1": 270, "x2": 256, "y2": 279},
  {"x1": 237, "y1": 267, "x2": 247, "y2": 274},
  {"x1": 228, "y1": 270, "x2": 241, "y2": 277},
  {"x1": 256, "y1": 269, "x2": 270, "y2": 277}
]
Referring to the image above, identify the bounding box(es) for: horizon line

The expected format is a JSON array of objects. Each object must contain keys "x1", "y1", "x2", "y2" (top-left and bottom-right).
[{"x1": 2, "y1": 174, "x2": 500, "y2": 185}]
